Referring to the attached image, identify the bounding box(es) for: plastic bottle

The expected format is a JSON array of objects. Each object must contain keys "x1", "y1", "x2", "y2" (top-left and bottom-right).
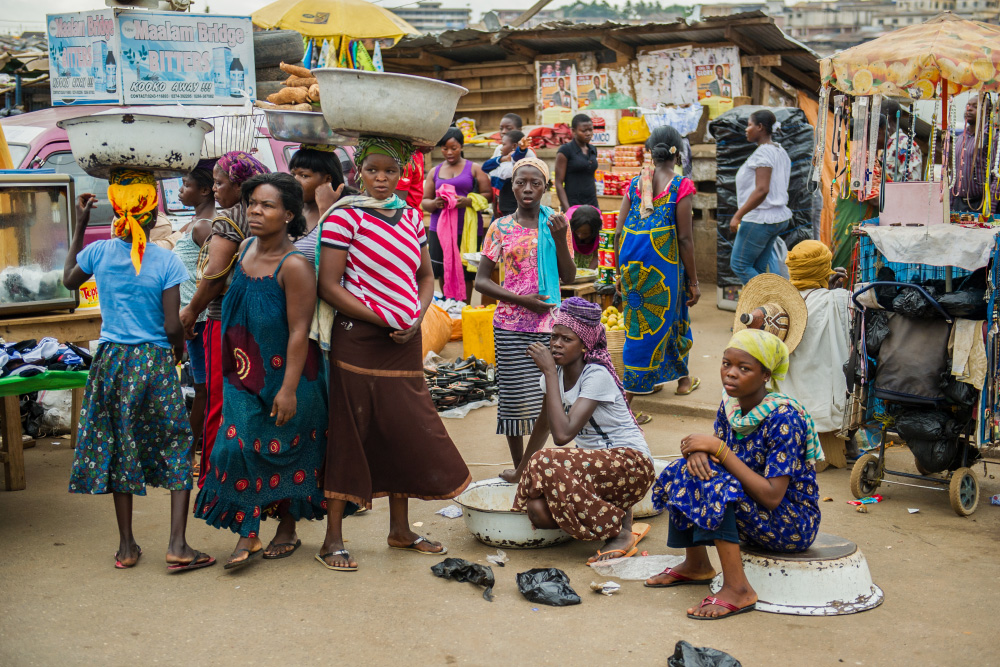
[{"x1": 229, "y1": 57, "x2": 244, "y2": 98}]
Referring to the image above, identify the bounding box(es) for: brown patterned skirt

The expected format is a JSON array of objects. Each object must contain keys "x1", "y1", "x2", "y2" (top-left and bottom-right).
[
  {"x1": 513, "y1": 447, "x2": 654, "y2": 541},
  {"x1": 323, "y1": 315, "x2": 471, "y2": 508}
]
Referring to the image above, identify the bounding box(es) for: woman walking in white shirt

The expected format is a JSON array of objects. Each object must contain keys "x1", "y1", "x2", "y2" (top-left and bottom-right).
[{"x1": 729, "y1": 110, "x2": 792, "y2": 284}]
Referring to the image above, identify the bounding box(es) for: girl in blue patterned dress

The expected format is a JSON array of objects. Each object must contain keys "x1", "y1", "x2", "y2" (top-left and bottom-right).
[
  {"x1": 615, "y1": 126, "x2": 701, "y2": 424},
  {"x1": 645, "y1": 329, "x2": 821, "y2": 619},
  {"x1": 64, "y1": 178, "x2": 215, "y2": 573},
  {"x1": 194, "y1": 173, "x2": 327, "y2": 569}
]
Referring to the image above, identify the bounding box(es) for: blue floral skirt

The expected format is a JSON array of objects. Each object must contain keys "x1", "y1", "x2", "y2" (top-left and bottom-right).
[{"x1": 69, "y1": 342, "x2": 193, "y2": 495}]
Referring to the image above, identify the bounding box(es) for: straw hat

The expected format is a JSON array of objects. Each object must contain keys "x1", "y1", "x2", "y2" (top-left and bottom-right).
[{"x1": 733, "y1": 274, "x2": 808, "y2": 353}]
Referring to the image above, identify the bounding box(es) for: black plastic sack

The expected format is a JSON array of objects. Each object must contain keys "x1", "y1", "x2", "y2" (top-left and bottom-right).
[
  {"x1": 431, "y1": 558, "x2": 495, "y2": 601},
  {"x1": 937, "y1": 289, "x2": 987, "y2": 320},
  {"x1": 941, "y1": 376, "x2": 979, "y2": 409},
  {"x1": 892, "y1": 286, "x2": 942, "y2": 319},
  {"x1": 516, "y1": 568, "x2": 581, "y2": 607},
  {"x1": 865, "y1": 310, "x2": 890, "y2": 358},
  {"x1": 895, "y1": 410, "x2": 957, "y2": 441},
  {"x1": 668, "y1": 641, "x2": 742, "y2": 667},
  {"x1": 907, "y1": 438, "x2": 961, "y2": 474},
  {"x1": 709, "y1": 106, "x2": 816, "y2": 286}
]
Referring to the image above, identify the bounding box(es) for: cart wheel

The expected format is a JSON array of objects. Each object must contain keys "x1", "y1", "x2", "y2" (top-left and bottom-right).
[
  {"x1": 850, "y1": 453, "x2": 882, "y2": 498},
  {"x1": 949, "y1": 467, "x2": 979, "y2": 516}
]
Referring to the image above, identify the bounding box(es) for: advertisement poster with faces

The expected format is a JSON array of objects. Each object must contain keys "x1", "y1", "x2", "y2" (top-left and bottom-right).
[
  {"x1": 537, "y1": 60, "x2": 577, "y2": 124},
  {"x1": 576, "y1": 72, "x2": 609, "y2": 109}
]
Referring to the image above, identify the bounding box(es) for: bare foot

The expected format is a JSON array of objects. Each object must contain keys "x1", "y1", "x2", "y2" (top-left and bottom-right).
[
  {"x1": 226, "y1": 536, "x2": 262, "y2": 566},
  {"x1": 588, "y1": 529, "x2": 635, "y2": 563},
  {"x1": 115, "y1": 540, "x2": 141, "y2": 568},
  {"x1": 687, "y1": 583, "x2": 757, "y2": 618},
  {"x1": 644, "y1": 559, "x2": 716, "y2": 587},
  {"x1": 387, "y1": 530, "x2": 445, "y2": 554}
]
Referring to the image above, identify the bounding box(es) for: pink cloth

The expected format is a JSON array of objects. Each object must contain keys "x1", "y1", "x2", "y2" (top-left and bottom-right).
[{"x1": 435, "y1": 183, "x2": 465, "y2": 300}]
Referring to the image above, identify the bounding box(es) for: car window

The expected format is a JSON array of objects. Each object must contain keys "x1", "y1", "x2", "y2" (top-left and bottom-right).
[
  {"x1": 8, "y1": 143, "x2": 28, "y2": 168},
  {"x1": 161, "y1": 177, "x2": 193, "y2": 214},
  {"x1": 41, "y1": 151, "x2": 116, "y2": 226}
]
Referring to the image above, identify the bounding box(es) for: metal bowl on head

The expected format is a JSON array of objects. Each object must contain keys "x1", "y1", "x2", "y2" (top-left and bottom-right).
[
  {"x1": 311, "y1": 69, "x2": 467, "y2": 146},
  {"x1": 453, "y1": 479, "x2": 572, "y2": 549},
  {"x1": 57, "y1": 113, "x2": 213, "y2": 179},
  {"x1": 262, "y1": 108, "x2": 357, "y2": 146}
]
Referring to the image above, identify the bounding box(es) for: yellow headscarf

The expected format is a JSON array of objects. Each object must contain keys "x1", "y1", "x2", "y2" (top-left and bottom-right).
[
  {"x1": 785, "y1": 239, "x2": 833, "y2": 291},
  {"x1": 513, "y1": 156, "x2": 550, "y2": 182},
  {"x1": 726, "y1": 329, "x2": 789, "y2": 390},
  {"x1": 107, "y1": 169, "x2": 158, "y2": 275}
]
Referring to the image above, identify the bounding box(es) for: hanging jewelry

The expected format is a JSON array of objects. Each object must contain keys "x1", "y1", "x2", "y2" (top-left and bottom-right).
[
  {"x1": 864, "y1": 94, "x2": 882, "y2": 199},
  {"x1": 813, "y1": 86, "x2": 831, "y2": 185}
]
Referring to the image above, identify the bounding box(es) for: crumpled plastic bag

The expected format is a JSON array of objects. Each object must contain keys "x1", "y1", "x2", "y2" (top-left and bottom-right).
[
  {"x1": 431, "y1": 558, "x2": 495, "y2": 601},
  {"x1": 668, "y1": 640, "x2": 742, "y2": 667},
  {"x1": 516, "y1": 568, "x2": 581, "y2": 607},
  {"x1": 937, "y1": 289, "x2": 987, "y2": 320},
  {"x1": 892, "y1": 286, "x2": 941, "y2": 319},
  {"x1": 895, "y1": 410, "x2": 965, "y2": 474},
  {"x1": 865, "y1": 310, "x2": 890, "y2": 358}
]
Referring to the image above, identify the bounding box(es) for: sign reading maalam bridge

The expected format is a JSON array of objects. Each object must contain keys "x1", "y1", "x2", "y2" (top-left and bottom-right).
[{"x1": 47, "y1": 9, "x2": 256, "y2": 106}]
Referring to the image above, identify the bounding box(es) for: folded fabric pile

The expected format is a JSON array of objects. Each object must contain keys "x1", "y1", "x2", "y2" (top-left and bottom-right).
[
  {"x1": 0, "y1": 337, "x2": 91, "y2": 378},
  {"x1": 527, "y1": 123, "x2": 572, "y2": 149},
  {"x1": 425, "y1": 355, "x2": 497, "y2": 411}
]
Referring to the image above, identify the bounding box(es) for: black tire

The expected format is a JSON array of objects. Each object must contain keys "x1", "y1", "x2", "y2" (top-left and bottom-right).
[
  {"x1": 256, "y1": 63, "x2": 304, "y2": 82},
  {"x1": 257, "y1": 80, "x2": 286, "y2": 101},
  {"x1": 253, "y1": 30, "x2": 304, "y2": 69}
]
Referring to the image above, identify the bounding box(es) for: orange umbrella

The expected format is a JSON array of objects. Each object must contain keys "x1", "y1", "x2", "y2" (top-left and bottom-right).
[{"x1": 821, "y1": 12, "x2": 1000, "y2": 99}]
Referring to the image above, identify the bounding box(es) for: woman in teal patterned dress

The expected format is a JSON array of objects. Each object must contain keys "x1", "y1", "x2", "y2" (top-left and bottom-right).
[
  {"x1": 615, "y1": 126, "x2": 701, "y2": 422},
  {"x1": 194, "y1": 173, "x2": 327, "y2": 569}
]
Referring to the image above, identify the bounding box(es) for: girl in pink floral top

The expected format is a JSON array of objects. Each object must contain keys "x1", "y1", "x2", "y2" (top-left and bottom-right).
[{"x1": 475, "y1": 159, "x2": 576, "y2": 466}]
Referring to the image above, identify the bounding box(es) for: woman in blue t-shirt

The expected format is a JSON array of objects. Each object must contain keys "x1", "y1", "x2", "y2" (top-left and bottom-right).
[{"x1": 63, "y1": 173, "x2": 215, "y2": 573}]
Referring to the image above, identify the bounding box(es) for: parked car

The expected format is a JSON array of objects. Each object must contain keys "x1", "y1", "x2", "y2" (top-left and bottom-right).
[{"x1": 1, "y1": 105, "x2": 356, "y2": 247}]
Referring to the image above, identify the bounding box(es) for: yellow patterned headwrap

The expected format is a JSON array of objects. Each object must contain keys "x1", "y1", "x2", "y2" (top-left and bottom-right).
[
  {"x1": 726, "y1": 329, "x2": 789, "y2": 390},
  {"x1": 785, "y1": 240, "x2": 833, "y2": 291},
  {"x1": 108, "y1": 169, "x2": 158, "y2": 275},
  {"x1": 513, "y1": 156, "x2": 550, "y2": 182}
]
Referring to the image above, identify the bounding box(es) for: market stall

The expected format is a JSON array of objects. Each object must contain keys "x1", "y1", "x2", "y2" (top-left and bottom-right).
[{"x1": 819, "y1": 13, "x2": 1000, "y2": 515}]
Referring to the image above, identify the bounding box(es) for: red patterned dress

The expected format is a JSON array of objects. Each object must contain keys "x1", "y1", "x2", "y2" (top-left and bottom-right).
[{"x1": 194, "y1": 242, "x2": 327, "y2": 538}]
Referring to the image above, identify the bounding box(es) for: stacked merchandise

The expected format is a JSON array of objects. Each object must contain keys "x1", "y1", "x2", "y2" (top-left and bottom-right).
[
  {"x1": 709, "y1": 106, "x2": 816, "y2": 289},
  {"x1": 1, "y1": 338, "x2": 90, "y2": 378},
  {"x1": 425, "y1": 355, "x2": 498, "y2": 412},
  {"x1": 613, "y1": 145, "x2": 643, "y2": 172},
  {"x1": 597, "y1": 212, "x2": 617, "y2": 285}
]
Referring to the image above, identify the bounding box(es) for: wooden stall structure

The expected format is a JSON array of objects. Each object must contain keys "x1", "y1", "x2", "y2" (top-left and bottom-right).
[{"x1": 383, "y1": 12, "x2": 823, "y2": 284}]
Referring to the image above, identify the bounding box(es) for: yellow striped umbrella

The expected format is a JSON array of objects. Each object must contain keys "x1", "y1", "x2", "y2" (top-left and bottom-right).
[{"x1": 821, "y1": 12, "x2": 1000, "y2": 99}]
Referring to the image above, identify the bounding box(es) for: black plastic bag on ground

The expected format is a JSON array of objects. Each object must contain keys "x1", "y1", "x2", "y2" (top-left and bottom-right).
[
  {"x1": 668, "y1": 640, "x2": 742, "y2": 667},
  {"x1": 431, "y1": 558, "x2": 495, "y2": 601},
  {"x1": 937, "y1": 289, "x2": 987, "y2": 320},
  {"x1": 516, "y1": 568, "x2": 581, "y2": 606},
  {"x1": 892, "y1": 286, "x2": 942, "y2": 319}
]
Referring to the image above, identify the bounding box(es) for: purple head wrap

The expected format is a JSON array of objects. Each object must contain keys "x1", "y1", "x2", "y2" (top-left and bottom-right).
[
  {"x1": 553, "y1": 297, "x2": 637, "y2": 425},
  {"x1": 216, "y1": 151, "x2": 269, "y2": 187}
]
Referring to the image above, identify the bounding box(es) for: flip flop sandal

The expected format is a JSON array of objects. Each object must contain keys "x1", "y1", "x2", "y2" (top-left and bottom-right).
[
  {"x1": 390, "y1": 535, "x2": 447, "y2": 555},
  {"x1": 223, "y1": 547, "x2": 262, "y2": 570},
  {"x1": 630, "y1": 385, "x2": 665, "y2": 396},
  {"x1": 262, "y1": 539, "x2": 302, "y2": 560},
  {"x1": 315, "y1": 550, "x2": 358, "y2": 572},
  {"x1": 675, "y1": 377, "x2": 702, "y2": 395},
  {"x1": 645, "y1": 566, "x2": 716, "y2": 588},
  {"x1": 167, "y1": 550, "x2": 216, "y2": 573},
  {"x1": 687, "y1": 596, "x2": 756, "y2": 620},
  {"x1": 114, "y1": 546, "x2": 142, "y2": 569},
  {"x1": 634, "y1": 412, "x2": 653, "y2": 425},
  {"x1": 587, "y1": 523, "x2": 651, "y2": 564}
]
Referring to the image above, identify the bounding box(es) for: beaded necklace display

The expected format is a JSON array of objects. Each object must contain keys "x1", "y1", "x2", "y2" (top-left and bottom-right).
[
  {"x1": 924, "y1": 100, "x2": 938, "y2": 182},
  {"x1": 983, "y1": 98, "x2": 997, "y2": 219},
  {"x1": 863, "y1": 94, "x2": 881, "y2": 199},
  {"x1": 904, "y1": 104, "x2": 917, "y2": 181},
  {"x1": 850, "y1": 97, "x2": 867, "y2": 193},
  {"x1": 812, "y1": 86, "x2": 831, "y2": 185}
]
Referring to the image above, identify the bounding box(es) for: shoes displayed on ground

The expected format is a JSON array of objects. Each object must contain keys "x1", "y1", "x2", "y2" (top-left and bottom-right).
[{"x1": 427, "y1": 355, "x2": 497, "y2": 412}]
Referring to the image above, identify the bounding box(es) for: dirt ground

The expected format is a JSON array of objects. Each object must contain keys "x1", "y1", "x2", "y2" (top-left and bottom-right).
[{"x1": 2, "y1": 401, "x2": 999, "y2": 666}]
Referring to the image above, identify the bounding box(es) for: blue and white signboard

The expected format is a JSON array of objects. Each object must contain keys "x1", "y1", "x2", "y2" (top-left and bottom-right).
[{"x1": 46, "y1": 9, "x2": 256, "y2": 106}]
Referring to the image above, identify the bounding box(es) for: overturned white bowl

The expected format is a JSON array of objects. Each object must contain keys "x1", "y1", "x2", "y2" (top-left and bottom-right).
[
  {"x1": 453, "y1": 479, "x2": 572, "y2": 549},
  {"x1": 57, "y1": 113, "x2": 213, "y2": 179},
  {"x1": 710, "y1": 533, "x2": 884, "y2": 616},
  {"x1": 633, "y1": 458, "x2": 670, "y2": 518}
]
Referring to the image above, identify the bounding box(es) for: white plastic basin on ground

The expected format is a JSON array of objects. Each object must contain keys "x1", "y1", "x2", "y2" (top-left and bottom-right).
[
  {"x1": 633, "y1": 458, "x2": 670, "y2": 518},
  {"x1": 453, "y1": 478, "x2": 571, "y2": 549},
  {"x1": 709, "y1": 533, "x2": 884, "y2": 616}
]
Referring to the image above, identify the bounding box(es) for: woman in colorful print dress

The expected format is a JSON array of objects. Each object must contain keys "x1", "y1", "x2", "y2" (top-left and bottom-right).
[
  {"x1": 615, "y1": 126, "x2": 701, "y2": 424},
  {"x1": 194, "y1": 173, "x2": 327, "y2": 569},
  {"x1": 645, "y1": 329, "x2": 821, "y2": 620}
]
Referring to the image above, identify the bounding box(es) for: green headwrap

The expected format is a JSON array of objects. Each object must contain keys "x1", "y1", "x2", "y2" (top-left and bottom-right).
[{"x1": 354, "y1": 135, "x2": 417, "y2": 171}]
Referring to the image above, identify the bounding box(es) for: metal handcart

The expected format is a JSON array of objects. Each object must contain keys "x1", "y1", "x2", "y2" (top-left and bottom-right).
[{"x1": 842, "y1": 227, "x2": 1000, "y2": 516}]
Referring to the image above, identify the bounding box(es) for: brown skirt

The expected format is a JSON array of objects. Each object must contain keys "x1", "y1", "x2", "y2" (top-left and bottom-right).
[
  {"x1": 324, "y1": 315, "x2": 471, "y2": 508},
  {"x1": 513, "y1": 447, "x2": 654, "y2": 541}
]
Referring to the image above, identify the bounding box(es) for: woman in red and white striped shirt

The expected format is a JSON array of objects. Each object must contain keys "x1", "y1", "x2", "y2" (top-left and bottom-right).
[{"x1": 315, "y1": 136, "x2": 471, "y2": 573}]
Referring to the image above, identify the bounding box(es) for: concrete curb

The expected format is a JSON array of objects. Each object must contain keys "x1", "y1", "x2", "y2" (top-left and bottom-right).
[{"x1": 631, "y1": 393, "x2": 718, "y2": 421}]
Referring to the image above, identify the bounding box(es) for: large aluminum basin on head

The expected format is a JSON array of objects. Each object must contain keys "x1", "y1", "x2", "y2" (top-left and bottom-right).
[{"x1": 311, "y1": 69, "x2": 467, "y2": 146}]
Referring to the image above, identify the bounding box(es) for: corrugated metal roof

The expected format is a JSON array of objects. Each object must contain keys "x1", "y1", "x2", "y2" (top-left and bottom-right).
[{"x1": 390, "y1": 12, "x2": 820, "y2": 81}]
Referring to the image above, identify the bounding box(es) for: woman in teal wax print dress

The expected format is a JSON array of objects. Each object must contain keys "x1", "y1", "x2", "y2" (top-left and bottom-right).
[
  {"x1": 194, "y1": 173, "x2": 327, "y2": 570},
  {"x1": 615, "y1": 126, "x2": 701, "y2": 422}
]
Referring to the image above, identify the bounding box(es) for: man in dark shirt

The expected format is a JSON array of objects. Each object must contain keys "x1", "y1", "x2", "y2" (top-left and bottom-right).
[{"x1": 951, "y1": 96, "x2": 999, "y2": 214}]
